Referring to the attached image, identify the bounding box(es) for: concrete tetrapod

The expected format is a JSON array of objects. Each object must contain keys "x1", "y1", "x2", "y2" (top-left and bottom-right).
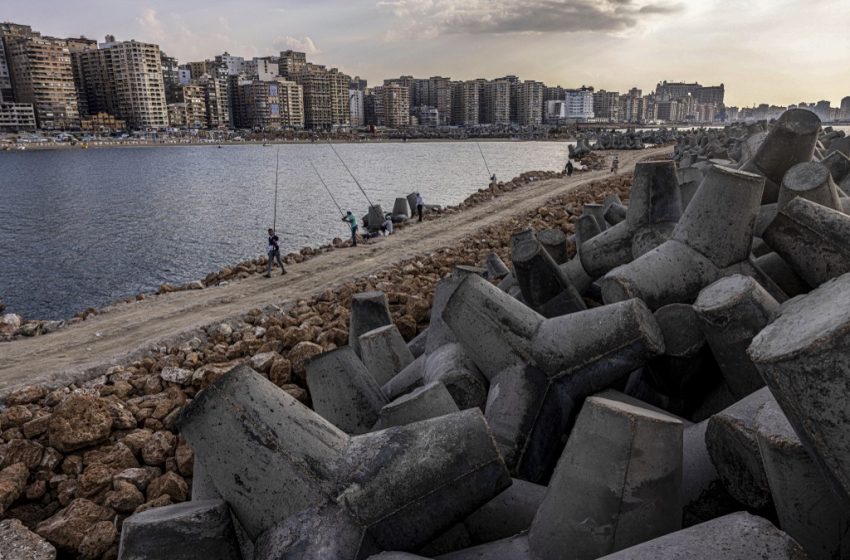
[
  {"x1": 306, "y1": 346, "x2": 389, "y2": 434},
  {"x1": 756, "y1": 398, "x2": 850, "y2": 560},
  {"x1": 118, "y1": 500, "x2": 242, "y2": 560},
  {"x1": 575, "y1": 214, "x2": 602, "y2": 251},
  {"x1": 582, "y1": 203, "x2": 608, "y2": 231},
  {"x1": 528, "y1": 395, "x2": 683, "y2": 560},
  {"x1": 393, "y1": 197, "x2": 410, "y2": 219},
  {"x1": 580, "y1": 161, "x2": 683, "y2": 278},
  {"x1": 349, "y1": 291, "x2": 394, "y2": 357},
  {"x1": 484, "y1": 252, "x2": 511, "y2": 281},
  {"x1": 443, "y1": 274, "x2": 665, "y2": 480},
  {"x1": 693, "y1": 275, "x2": 779, "y2": 400},
  {"x1": 536, "y1": 228, "x2": 568, "y2": 264},
  {"x1": 739, "y1": 107, "x2": 822, "y2": 203},
  {"x1": 360, "y1": 324, "x2": 415, "y2": 387},
  {"x1": 372, "y1": 381, "x2": 459, "y2": 430},
  {"x1": 511, "y1": 235, "x2": 585, "y2": 312},
  {"x1": 776, "y1": 161, "x2": 842, "y2": 212},
  {"x1": 368, "y1": 205, "x2": 386, "y2": 231},
  {"x1": 595, "y1": 512, "x2": 809, "y2": 559},
  {"x1": 422, "y1": 343, "x2": 488, "y2": 410},
  {"x1": 748, "y1": 272, "x2": 850, "y2": 507},
  {"x1": 603, "y1": 193, "x2": 627, "y2": 225},
  {"x1": 177, "y1": 366, "x2": 511, "y2": 557},
  {"x1": 762, "y1": 197, "x2": 850, "y2": 289},
  {"x1": 705, "y1": 386, "x2": 775, "y2": 510},
  {"x1": 600, "y1": 165, "x2": 765, "y2": 310}
]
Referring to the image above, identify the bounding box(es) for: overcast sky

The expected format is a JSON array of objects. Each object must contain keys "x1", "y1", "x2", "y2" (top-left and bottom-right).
[{"x1": 5, "y1": 0, "x2": 849, "y2": 107}]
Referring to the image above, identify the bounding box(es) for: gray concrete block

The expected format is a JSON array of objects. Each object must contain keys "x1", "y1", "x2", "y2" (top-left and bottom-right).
[
  {"x1": 407, "y1": 329, "x2": 429, "y2": 359},
  {"x1": 350, "y1": 291, "x2": 394, "y2": 357},
  {"x1": 190, "y1": 455, "x2": 221, "y2": 501},
  {"x1": 763, "y1": 197, "x2": 850, "y2": 289},
  {"x1": 753, "y1": 252, "x2": 810, "y2": 298},
  {"x1": 306, "y1": 346, "x2": 389, "y2": 434},
  {"x1": 382, "y1": 354, "x2": 426, "y2": 401},
  {"x1": 575, "y1": 213, "x2": 602, "y2": 249},
  {"x1": 558, "y1": 257, "x2": 594, "y2": 295},
  {"x1": 393, "y1": 197, "x2": 411, "y2": 218},
  {"x1": 422, "y1": 343, "x2": 488, "y2": 410},
  {"x1": 528, "y1": 395, "x2": 683, "y2": 560},
  {"x1": 537, "y1": 228, "x2": 568, "y2": 264},
  {"x1": 118, "y1": 500, "x2": 241, "y2": 560},
  {"x1": 462, "y1": 478, "x2": 546, "y2": 545},
  {"x1": 756, "y1": 398, "x2": 850, "y2": 560},
  {"x1": 360, "y1": 324, "x2": 416, "y2": 386},
  {"x1": 705, "y1": 387, "x2": 775, "y2": 510},
  {"x1": 777, "y1": 161, "x2": 842, "y2": 212},
  {"x1": 512, "y1": 235, "x2": 585, "y2": 312},
  {"x1": 436, "y1": 535, "x2": 531, "y2": 560},
  {"x1": 682, "y1": 420, "x2": 739, "y2": 527},
  {"x1": 595, "y1": 512, "x2": 809, "y2": 559},
  {"x1": 693, "y1": 275, "x2": 779, "y2": 399},
  {"x1": 426, "y1": 277, "x2": 463, "y2": 354},
  {"x1": 373, "y1": 381, "x2": 459, "y2": 430},
  {"x1": 749, "y1": 272, "x2": 850, "y2": 506},
  {"x1": 484, "y1": 252, "x2": 511, "y2": 281},
  {"x1": 583, "y1": 203, "x2": 608, "y2": 231},
  {"x1": 821, "y1": 150, "x2": 850, "y2": 184}
]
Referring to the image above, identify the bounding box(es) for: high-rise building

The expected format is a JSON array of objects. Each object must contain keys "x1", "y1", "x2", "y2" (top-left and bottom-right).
[
  {"x1": 0, "y1": 22, "x2": 33, "y2": 101},
  {"x1": 655, "y1": 81, "x2": 701, "y2": 101},
  {"x1": 0, "y1": 101, "x2": 36, "y2": 130},
  {"x1": 197, "y1": 74, "x2": 230, "y2": 128},
  {"x1": 187, "y1": 61, "x2": 210, "y2": 81},
  {"x1": 656, "y1": 100, "x2": 679, "y2": 122},
  {"x1": 841, "y1": 96, "x2": 850, "y2": 120},
  {"x1": 160, "y1": 51, "x2": 180, "y2": 103},
  {"x1": 65, "y1": 36, "x2": 98, "y2": 117},
  {"x1": 592, "y1": 90, "x2": 620, "y2": 122},
  {"x1": 350, "y1": 76, "x2": 367, "y2": 91},
  {"x1": 372, "y1": 82, "x2": 409, "y2": 127},
  {"x1": 102, "y1": 38, "x2": 168, "y2": 129},
  {"x1": 233, "y1": 78, "x2": 303, "y2": 130},
  {"x1": 543, "y1": 85, "x2": 565, "y2": 124},
  {"x1": 515, "y1": 80, "x2": 544, "y2": 126},
  {"x1": 481, "y1": 80, "x2": 511, "y2": 125},
  {"x1": 5, "y1": 29, "x2": 80, "y2": 129},
  {"x1": 565, "y1": 87, "x2": 595, "y2": 121},
  {"x1": 246, "y1": 56, "x2": 279, "y2": 81},
  {"x1": 169, "y1": 84, "x2": 205, "y2": 128},
  {"x1": 450, "y1": 80, "x2": 479, "y2": 126},
  {"x1": 214, "y1": 52, "x2": 246, "y2": 76},
  {"x1": 285, "y1": 56, "x2": 350, "y2": 130},
  {"x1": 278, "y1": 50, "x2": 307, "y2": 80},
  {"x1": 695, "y1": 84, "x2": 724, "y2": 106},
  {"x1": 621, "y1": 87, "x2": 645, "y2": 123},
  {"x1": 428, "y1": 76, "x2": 452, "y2": 126},
  {"x1": 349, "y1": 88, "x2": 364, "y2": 126}
]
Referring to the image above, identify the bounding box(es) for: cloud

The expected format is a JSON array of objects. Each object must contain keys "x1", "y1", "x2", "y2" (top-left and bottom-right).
[
  {"x1": 136, "y1": 8, "x2": 166, "y2": 41},
  {"x1": 377, "y1": 0, "x2": 683, "y2": 37},
  {"x1": 273, "y1": 35, "x2": 322, "y2": 54}
]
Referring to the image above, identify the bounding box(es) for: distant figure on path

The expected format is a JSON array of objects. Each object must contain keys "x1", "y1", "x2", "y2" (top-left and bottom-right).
[
  {"x1": 266, "y1": 228, "x2": 286, "y2": 277},
  {"x1": 566, "y1": 160, "x2": 574, "y2": 176},
  {"x1": 343, "y1": 210, "x2": 359, "y2": 246},
  {"x1": 490, "y1": 173, "x2": 497, "y2": 183},
  {"x1": 611, "y1": 155, "x2": 620, "y2": 174},
  {"x1": 381, "y1": 216, "x2": 394, "y2": 236},
  {"x1": 415, "y1": 193, "x2": 424, "y2": 222}
]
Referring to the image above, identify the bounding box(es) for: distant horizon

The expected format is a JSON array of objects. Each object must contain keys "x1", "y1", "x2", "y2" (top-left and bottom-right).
[{"x1": 5, "y1": 1, "x2": 850, "y2": 107}]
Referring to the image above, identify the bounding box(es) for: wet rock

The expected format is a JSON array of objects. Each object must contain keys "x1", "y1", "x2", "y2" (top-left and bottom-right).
[{"x1": 48, "y1": 395, "x2": 113, "y2": 453}]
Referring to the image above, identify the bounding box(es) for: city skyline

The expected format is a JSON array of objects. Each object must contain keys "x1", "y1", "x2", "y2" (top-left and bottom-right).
[{"x1": 4, "y1": 0, "x2": 850, "y2": 108}]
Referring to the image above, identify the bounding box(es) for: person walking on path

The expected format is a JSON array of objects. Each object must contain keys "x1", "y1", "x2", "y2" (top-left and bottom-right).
[
  {"x1": 415, "y1": 193, "x2": 424, "y2": 222},
  {"x1": 265, "y1": 228, "x2": 286, "y2": 277},
  {"x1": 611, "y1": 155, "x2": 620, "y2": 174},
  {"x1": 343, "y1": 210, "x2": 359, "y2": 246},
  {"x1": 566, "y1": 160, "x2": 574, "y2": 177}
]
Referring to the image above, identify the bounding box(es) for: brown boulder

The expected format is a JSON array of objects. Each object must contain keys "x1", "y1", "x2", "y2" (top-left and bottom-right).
[
  {"x1": 112, "y1": 467, "x2": 160, "y2": 492},
  {"x1": 132, "y1": 494, "x2": 172, "y2": 514},
  {"x1": 119, "y1": 429, "x2": 153, "y2": 457},
  {"x1": 249, "y1": 351, "x2": 279, "y2": 373},
  {"x1": 140, "y1": 431, "x2": 176, "y2": 466},
  {"x1": 6, "y1": 386, "x2": 47, "y2": 406},
  {"x1": 82, "y1": 443, "x2": 138, "y2": 471},
  {"x1": 268, "y1": 357, "x2": 292, "y2": 386},
  {"x1": 104, "y1": 480, "x2": 144, "y2": 513},
  {"x1": 1, "y1": 405, "x2": 33, "y2": 428},
  {"x1": 77, "y1": 464, "x2": 114, "y2": 501},
  {"x1": 1, "y1": 439, "x2": 44, "y2": 470},
  {"x1": 48, "y1": 395, "x2": 113, "y2": 453},
  {"x1": 146, "y1": 471, "x2": 188, "y2": 502},
  {"x1": 35, "y1": 498, "x2": 112, "y2": 551},
  {"x1": 78, "y1": 520, "x2": 116, "y2": 560},
  {"x1": 0, "y1": 518, "x2": 56, "y2": 560},
  {"x1": 287, "y1": 341, "x2": 323, "y2": 377},
  {"x1": 21, "y1": 414, "x2": 51, "y2": 439},
  {"x1": 174, "y1": 440, "x2": 193, "y2": 477},
  {"x1": 0, "y1": 462, "x2": 29, "y2": 514}
]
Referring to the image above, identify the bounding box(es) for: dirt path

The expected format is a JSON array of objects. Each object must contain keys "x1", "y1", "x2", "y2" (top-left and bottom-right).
[{"x1": 0, "y1": 148, "x2": 668, "y2": 395}]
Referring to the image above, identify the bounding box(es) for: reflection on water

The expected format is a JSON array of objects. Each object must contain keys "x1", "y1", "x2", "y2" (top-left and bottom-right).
[{"x1": 0, "y1": 141, "x2": 573, "y2": 319}]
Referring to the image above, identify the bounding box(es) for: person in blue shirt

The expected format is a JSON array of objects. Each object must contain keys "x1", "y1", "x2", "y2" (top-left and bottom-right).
[
  {"x1": 343, "y1": 211, "x2": 359, "y2": 246},
  {"x1": 265, "y1": 228, "x2": 286, "y2": 277}
]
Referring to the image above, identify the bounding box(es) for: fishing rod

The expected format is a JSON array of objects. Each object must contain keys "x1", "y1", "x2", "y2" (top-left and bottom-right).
[
  {"x1": 272, "y1": 147, "x2": 280, "y2": 231},
  {"x1": 476, "y1": 142, "x2": 493, "y2": 180},
  {"x1": 308, "y1": 158, "x2": 345, "y2": 217},
  {"x1": 326, "y1": 140, "x2": 375, "y2": 207}
]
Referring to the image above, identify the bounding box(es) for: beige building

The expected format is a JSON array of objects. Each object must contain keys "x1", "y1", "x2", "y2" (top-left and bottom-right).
[
  {"x1": 0, "y1": 23, "x2": 32, "y2": 102},
  {"x1": 451, "y1": 80, "x2": 480, "y2": 126},
  {"x1": 169, "y1": 84, "x2": 205, "y2": 128},
  {"x1": 5, "y1": 31, "x2": 80, "y2": 129},
  {"x1": 286, "y1": 61, "x2": 350, "y2": 130},
  {"x1": 0, "y1": 101, "x2": 36, "y2": 130},
  {"x1": 197, "y1": 74, "x2": 230, "y2": 128},
  {"x1": 372, "y1": 83, "x2": 409, "y2": 127},
  {"x1": 80, "y1": 111, "x2": 125, "y2": 132},
  {"x1": 106, "y1": 39, "x2": 168, "y2": 129},
  {"x1": 233, "y1": 78, "x2": 303, "y2": 130},
  {"x1": 482, "y1": 80, "x2": 511, "y2": 125},
  {"x1": 592, "y1": 90, "x2": 621, "y2": 122},
  {"x1": 515, "y1": 80, "x2": 544, "y2": 126}
]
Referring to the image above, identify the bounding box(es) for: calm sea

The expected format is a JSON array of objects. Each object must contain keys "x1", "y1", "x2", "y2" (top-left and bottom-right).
[{"x1": 0, "y1": 141, "x2": 574, "y2": 319}]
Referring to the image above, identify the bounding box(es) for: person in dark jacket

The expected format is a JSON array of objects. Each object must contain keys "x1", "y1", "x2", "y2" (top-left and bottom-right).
[{"x1": 266, "y1": 228, "x2": 286, "y2": 277}]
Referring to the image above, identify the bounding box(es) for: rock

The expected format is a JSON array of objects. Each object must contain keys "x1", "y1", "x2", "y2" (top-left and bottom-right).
[
  {"x1": 140, "y1": 431, "x2": 176, "y2": 466},
  {"x1": 82, "y1": 443, "x2": 138, "y2": 471},
  {"x1": 2, "y1": 439, "x2": 45, "y2": 469},
  {"x1": 249, "y1": 352, "x2": 279, "y2": 374},
  {"x1": 268, "y1": 357, "x2": 292, "y2": 386},
  {"x1": 104, "y1": 480, "x2": 145, "y2": 513},
  {"x1": 0, "y1": 518, "x2": 56, "y2": 560},
  {"x1": 1, "y1": 405, "x2": 34, "y2": 427},
  {"x1": 0, "y1": 462, "x2": 30, "y2": 514},
  {"x1": 21, "y1": 414, "x2": 52, "y2": 439},
  {"x1": 35, "y1": 498, "x2": 112, "y2": 551},
  {"x1": 0, "y1": 313, "x2": 22, "y2": 337},
  {"x1": 48, "y1": 395, "x2": 113, "y2": 452},
  {"x1": 78, "y1": 520, "x2": 116, "y2": 559},
  {"x1": 146, "y1": 471, "x2": 188, "y2": 502},
  {"x1": 133, "y1": 494, "x2": 172, "y2": 514},
  {"x1": 287, "y1": 341, "x2": 324, "y2": 377},
  {"x1": 113, "y1": 467, "x2": 160, "y2": 492},
  {"x1": 159, "y1": 367, "x2": 192, "y2": 385},
  {"x1": 120, "y1": 430, "x2": 153, "y2": 457},
  {"x1": 6, "y1": 385, "x2": 47, "y2": 406},
  {"x1": 174, "y1": 440, "x2": 193, "y2": 477}
]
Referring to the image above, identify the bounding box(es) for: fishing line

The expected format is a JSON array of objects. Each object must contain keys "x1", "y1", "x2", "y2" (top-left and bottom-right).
[
  {"x1": 309, "y1": 158, "x2": 345, "y2": 217},
  {"x1": 326, "y1": 140, "x2": 375, "y2": 207}
]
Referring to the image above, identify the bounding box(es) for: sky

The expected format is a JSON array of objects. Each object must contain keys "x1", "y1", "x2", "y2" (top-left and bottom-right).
[{"x1": 5, "y1": 0, "x2": 850, "y2": 107}]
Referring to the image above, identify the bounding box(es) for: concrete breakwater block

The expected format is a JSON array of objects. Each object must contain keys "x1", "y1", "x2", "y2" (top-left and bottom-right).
[
  {"x1": 537, "y1": 228, "x2": 568, "y2": 265},
  {"x1": 367, "y1": 204, "x2": 386, "y2": 230},
  {"x1": 603, "y1": 193, "x2": 627, "y2": 225},
  {"x1": 682, "y1": 420, "x2": 740, "y2": 527},
  {"x1": 306, "y1": 346, "x2": 388, "y2": 434},
  {"x1": 753, "y1": 251, "x2": 809, "y2": 298},
  {"x1": 575, "y1": 213, "x2": 602, "y2": 250},
  {"x1": 422, "y1": 343, "x2": 488, "y2": 410},
  {"x1": 693, "y1": 275, "x2": 779, "y2": 400},
  {"x1": 527, "y1": 395, "x2": 683, "y2": 560},
  {"x1": 512, "y1": 234, "x2": 585, "y2": 312},
  {"x1": 177, "y1": 367, "x2": 510, "y2": 556},
  {"x1": 484, "y1": 252, "x2": 511, "y2": 281},
  {"x1": 373, "y1": 381, "x2": 459, "y2": 430},
  {"x1": 756, "y1": 398, "x2": 850, "y2": 560},
  {"x1": 580, "y1": 161, "x2": 683, "y2": 278},
  {"x1": 350, "y1": 291, "x2": 394, "y2": 357},
  {"x1": 583, "y1": 203, "x2": 608, "y2": 232},
  {"x1": 360, "y1": 324, "x2": 415, "y2": 387},
  {"x1": 763, "y1": 197, "x2": 850, "y2": 289},
  {"x1": 748, "y1": 272, "x2": 850, "y2": 507},
  {"x1": 118, "y1": 500, "x2": 242, "y2": 560},
  {"x1": 393, "y1": 197, "x2": 410, "y2": 218},
  {"x1": 777, "y1": 161, "x2": 842, "y2": 212},
  {"x1": 739, "y1": 107, "x2": 821, "y2": 203},
  {"x1": 705, "y1": 386, "x2": 775, "y2": 510},
  {"x1": 600, "y1": 165, "x2": 765, "y2": 309},
  {"x1": 595, "y1": 512, "x2": 809, "y2": 559}
]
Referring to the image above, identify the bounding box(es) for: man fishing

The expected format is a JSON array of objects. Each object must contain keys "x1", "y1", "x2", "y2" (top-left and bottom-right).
[
  {"x1": 415, "y1": 193, "x2": 424, "y2": 222},
  {"x1": 265, "y1": 228, "x2": 286, "y2": 277},
  {"x1": 343, "y1": 210, "x2": 359, "y2": 246},
  {"x1": 611, "y1": 155, "x2": 620, "y2": 174},
  {"x1": 565, "y1": 160, "x2": 574, "y2": 177}
]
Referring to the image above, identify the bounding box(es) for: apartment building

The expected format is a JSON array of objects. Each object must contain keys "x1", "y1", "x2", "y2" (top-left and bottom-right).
[
  {"x1": 285, "y1": 56, "x2": 350, "y2": 130},
  {"x1": 592, "y1": 90, "x2": 621, "y2": 122},
  {"x1": 372, "y1": 82, "x2": 409, "y2": 127},
  {"x1": 197, "y1": 74, "x2": 230, "y2": 128},
  {"x1": 233, "y1": 78, "x2": 304, "y2": 130},
  {"x1": 451, "y1": 80, "x2": 479, "y2": 126},
  {"x1": 104, "y1": 39, "x2": 168, "y2": 129},
  {"x1": 349, "y1": 88, "x2": 364, "y2": 127},
  {"x1": 0, "y1": 101, "x2": 36, "y2": 130},
  {"x1": 515, "y1": 80, "x2": 544, "y2": 126},
  {"x1": 0, "y1": 22, "x2": 32, "y2": 101},
  {"x1": 5, "y1": 30, "x2": 80, "y2": 129},
  {"x1": 565, "y1": 87, "x2": 594, "y2": 120},
  {"x1": 481, "y1": 80, "x2": 511, "y2": 125},
  {"x1": 278, "y1": 50, "x2": 307, "y2": 80}
]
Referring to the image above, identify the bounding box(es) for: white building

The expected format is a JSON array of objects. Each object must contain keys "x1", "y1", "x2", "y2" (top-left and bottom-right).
[
  {"x1": 545, "y1": 100, "x2": 567, "y2": 124},
  {"x1": 348, "y1": 88, "x2": 364, "y2": 127},
  {"x1": 566, "y1": 88, "x2": 594, "y2": 121}
]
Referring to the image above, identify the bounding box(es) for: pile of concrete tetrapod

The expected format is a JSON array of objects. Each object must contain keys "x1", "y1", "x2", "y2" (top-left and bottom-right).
[{"x1": 114, "y1": 108, "x2": 850, "y2": 560}]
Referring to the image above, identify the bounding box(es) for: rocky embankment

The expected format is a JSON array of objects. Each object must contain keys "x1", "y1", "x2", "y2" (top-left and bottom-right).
[
  {"x1": 0, "y1": 155, "x2": 634, "y2": 559},
  {"x1": 0, "y1": 153, "x2": 608, "y2": 342}
]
